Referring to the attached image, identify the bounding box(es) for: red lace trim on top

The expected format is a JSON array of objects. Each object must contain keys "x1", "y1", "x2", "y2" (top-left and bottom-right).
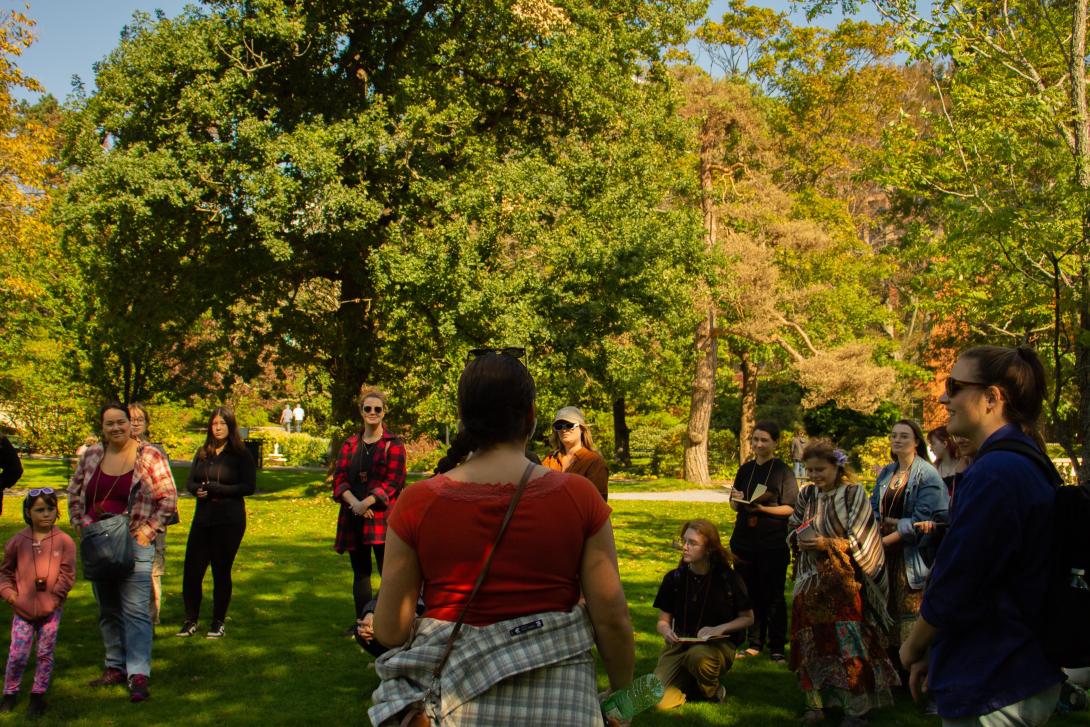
[{"x1": 427, "y1": 469, "x2": 571, "y2": 502}]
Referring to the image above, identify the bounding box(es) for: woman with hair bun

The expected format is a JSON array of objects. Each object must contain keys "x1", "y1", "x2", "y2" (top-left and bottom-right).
[
  {"x1": 331, "y1": 389, "x2": 406, "y2": 633},
  {"x1": 900, "y1": 346, "x2": 1064, "y2": 725},
  {"x1": 369, "y1": 348, "x2": 634, "y2": 726},
  {"x1": 542, "y1": 407, "x2": 609, "y2": 500},
  {"x1": 790, "y1": 440, "x2": 898, "y2": 727}
]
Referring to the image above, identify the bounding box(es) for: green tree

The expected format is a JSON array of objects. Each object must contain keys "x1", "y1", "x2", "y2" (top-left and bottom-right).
[
  {"x1": 825, "y1": 0, "x2": 1090, "y2": 481},
  {"x1": 678, "y1": 9, "x2": 904, "y2": 482},
  {"x1": 60, "y1": 0, "x2": 706, "y2": 427}
]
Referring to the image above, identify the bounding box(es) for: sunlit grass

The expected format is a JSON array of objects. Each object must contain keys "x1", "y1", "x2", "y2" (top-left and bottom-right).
[{"x1": 0, "y1": 461, "x2": 1079, "y2": 725}]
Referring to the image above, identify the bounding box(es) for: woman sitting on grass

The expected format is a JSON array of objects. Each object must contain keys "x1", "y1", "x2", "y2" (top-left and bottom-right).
[
  {"x1": 789, "y1": 440, "x2": 898, "y2": 727},
  {"x1": 653, "y1": 519, "x2": 753, "y2": 710}
]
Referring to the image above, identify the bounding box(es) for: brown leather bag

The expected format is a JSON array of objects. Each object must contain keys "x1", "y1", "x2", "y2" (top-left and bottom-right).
[{"x1": 393, "y1": 462, "x2": 536, "y2": 727}]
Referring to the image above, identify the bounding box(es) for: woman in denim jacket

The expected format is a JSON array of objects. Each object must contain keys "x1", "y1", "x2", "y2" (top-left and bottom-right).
[{"x1": 869, "y1": 420, "x2": 948, "y2": 664}]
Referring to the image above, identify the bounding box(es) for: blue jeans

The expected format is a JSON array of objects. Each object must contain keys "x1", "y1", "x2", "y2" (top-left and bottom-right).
[{"x1": 91, "y1": 540, "x2": 154, "y2": 678}]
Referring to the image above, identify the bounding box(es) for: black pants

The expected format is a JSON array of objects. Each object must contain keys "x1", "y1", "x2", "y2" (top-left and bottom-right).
[
  {"x1": 182, "y1": 519, "x2": 246, "y2": 623},
  {"x1": 734, "y1": 546, "x2": 790, "y2": 654},
  {"x1": 349, "y1": 544, "x2": 385, "y2": 618}
]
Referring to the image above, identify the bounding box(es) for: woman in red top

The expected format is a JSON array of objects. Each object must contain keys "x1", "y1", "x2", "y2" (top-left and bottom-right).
[
  {"x1": 331, "y1": 389, "x2": 406, "y2": 631},
  {"x1": 371, "y1": 349, "x2": 634, "y2": 726}
]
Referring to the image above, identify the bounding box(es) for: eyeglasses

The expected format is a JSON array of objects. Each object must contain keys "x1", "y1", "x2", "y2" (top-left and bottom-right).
[
  {"x1": 552, "y1": 421, "x2": 579, "y2": 432},
  {"x1": 28, "y1": 488, "x2": 54, "y2": 497},
  {"x1": 945, "y1": 376, "x2": 990, "y2": 397},
  {"x1": 468, "y1": 347, "x2": 525, "y2": 361},
  {"x1": 362, "y1": 405, "x2": 383, "y2": 414}
]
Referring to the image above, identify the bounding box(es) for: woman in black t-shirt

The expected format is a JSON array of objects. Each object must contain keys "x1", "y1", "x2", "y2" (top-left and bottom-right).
[
  {"x1": 653, "y1": 519, "x2": 753, "y2": 710},
  {"x1": 728, "y1": 421, "x2": 798, "y2": 662},
  {"x1": 176, "y1": 407, "x2": 255, "y2": 639}
]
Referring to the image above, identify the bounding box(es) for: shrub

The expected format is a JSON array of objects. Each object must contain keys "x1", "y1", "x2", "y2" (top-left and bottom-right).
[
  {"x1": 854, "y1": 435, "x2": 890, "y2": 491},
  {"x1": 248, "y1": 429, "x2": 332, "y2": 467},
  {"x1": 3, "y1": 391, "x2": 90, "y2": 456},
  {"x1": 404, "y1": 435, "x2": 444, "y2": 473},
  {"x1": 708, "y1": 428, "x2": 740, "y2": 479}
]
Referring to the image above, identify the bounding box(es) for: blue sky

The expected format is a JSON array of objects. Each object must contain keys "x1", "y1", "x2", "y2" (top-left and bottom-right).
[{"x1": 5, "y1": 0, "x2": 858, "y2": 102}]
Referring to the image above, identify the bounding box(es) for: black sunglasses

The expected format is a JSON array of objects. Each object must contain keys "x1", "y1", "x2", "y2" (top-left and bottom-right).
[
  {"x1": 362, "y1": 405, "x2": 383, "y2": 414},
  {"x1": 945, "y1": 376, "x2": 990, "y2": 397},
  {"x1": 468, "y1": 347, "x2": 525, "y2": 361},
  {"x1": 552, "y1": 421, "x2": 579, "y2": 432}
]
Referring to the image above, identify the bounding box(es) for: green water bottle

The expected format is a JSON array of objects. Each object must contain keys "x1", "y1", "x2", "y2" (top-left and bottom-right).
[{"x1": 601, "y1": 673, "x2": 664, "y2": 721}]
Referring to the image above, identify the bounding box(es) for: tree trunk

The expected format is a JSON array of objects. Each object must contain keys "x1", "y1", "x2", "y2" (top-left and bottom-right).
[
  {"x1": 1071, "y1": 0, "x2": 1090, "y2": 485},
  {"x1": 330, "y1": 263, "x2": 377, "y2": 424},
  {"x1": 684, "y1": 307, "x2": 716, "y2": 484},
  {"x1": 738, "y1": 348, "x2": 758, "y2": 463},
  {"x1": 1077, "y1": 261, "x2": 1090, "y2": 485},
  {"x1": 683, "y1": 128, "x2": 720, "y2": 484},
  {"x1": 612, "y1": 397, "x2": 631, "y2": 467}
]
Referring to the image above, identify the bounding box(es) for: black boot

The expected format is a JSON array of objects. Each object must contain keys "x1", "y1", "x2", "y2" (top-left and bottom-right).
[
  {"x1": 27, "y1": 693, "x2": 46, "y2": 719},
  {"x1": 0, "y1": 694, "x2": 15, "y2": 713}
]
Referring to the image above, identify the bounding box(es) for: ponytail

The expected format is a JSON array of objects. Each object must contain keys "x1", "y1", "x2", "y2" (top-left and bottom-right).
[
  {"x1": 963, "y1": 345, "x2": 1048, "y2": 452},
  {"x1": 436, "y1": 428, "x2": 479, "y2": 474}
]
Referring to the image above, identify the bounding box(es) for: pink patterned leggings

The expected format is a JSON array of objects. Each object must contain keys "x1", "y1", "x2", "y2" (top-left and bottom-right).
[{"x1": 4, "y1": 609, "x2": 61, "y2": 695}]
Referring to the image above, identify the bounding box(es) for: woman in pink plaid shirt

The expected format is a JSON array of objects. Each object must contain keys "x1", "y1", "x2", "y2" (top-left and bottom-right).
[{"x1": 67, "y1": 402, "x2": 177, "y2": 703}]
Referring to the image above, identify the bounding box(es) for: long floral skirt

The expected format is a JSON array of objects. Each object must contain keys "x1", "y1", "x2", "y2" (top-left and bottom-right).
[
  {"x1": 789, "y1": 586, "x2": 899, "y2": 717},
  {"x1": 886, "y1": 548, "x2": 923, "y2": 650}
]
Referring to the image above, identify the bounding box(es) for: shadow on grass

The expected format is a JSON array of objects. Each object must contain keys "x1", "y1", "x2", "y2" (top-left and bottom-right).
[{"x1": 0, "y1": 489, "x2": 1080, "y2": 726}]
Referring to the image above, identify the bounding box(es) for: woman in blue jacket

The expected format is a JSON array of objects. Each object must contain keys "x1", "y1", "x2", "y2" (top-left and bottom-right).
[
  {"x1": 900, "y1": 346, "x2": 1063, "y2": 724},
  {"x1": 870, "y1": 419, "x2": 948, "y2": 661}
]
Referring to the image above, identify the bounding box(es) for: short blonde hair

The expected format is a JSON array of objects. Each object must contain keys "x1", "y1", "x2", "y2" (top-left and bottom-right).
[{"x1": 358, "y1": 387, "x2": 389, "y2": 411}]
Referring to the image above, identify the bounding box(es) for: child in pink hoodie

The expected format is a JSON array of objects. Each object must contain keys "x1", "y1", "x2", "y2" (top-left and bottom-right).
[{"x1": 0, "y1": 490, "x2": 76, "y2": 718}]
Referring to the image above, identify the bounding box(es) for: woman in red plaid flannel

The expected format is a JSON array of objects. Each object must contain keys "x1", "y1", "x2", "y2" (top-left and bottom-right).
[{"x1": 332, "y1": 389, "x2": 406, "y2": 632}]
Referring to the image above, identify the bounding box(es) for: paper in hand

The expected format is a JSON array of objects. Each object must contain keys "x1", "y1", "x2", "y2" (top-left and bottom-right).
[{"x1": 731, "y1": 483, "x2": 768, "y2": 504}]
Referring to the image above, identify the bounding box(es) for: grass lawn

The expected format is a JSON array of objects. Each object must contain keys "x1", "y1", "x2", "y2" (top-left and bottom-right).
[{"x1": 0, "y1": 460, "x2": 1081, "y2": 726}]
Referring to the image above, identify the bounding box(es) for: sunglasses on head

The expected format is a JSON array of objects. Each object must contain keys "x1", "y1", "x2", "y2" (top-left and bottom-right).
[
  {"x1": 552, "y1": 420, "x2": 579, "y2": 432},
  {"x1": 468, "y1": 347, "x2": 525, "y2": 361},
  {"x1": 362, "y1": 405, "x2": 383, "y2": 414},
  {"x1": 28, "y1": 488, "x2": 54, "y2": 497},
  {"x1": 945, "y1": 376, "x2": 989, "y2": 397}
]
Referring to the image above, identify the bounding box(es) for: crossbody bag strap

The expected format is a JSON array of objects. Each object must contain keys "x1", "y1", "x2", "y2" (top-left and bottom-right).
[{"x1": 431, "y1": 460, "x2": 537, "y2": 680}]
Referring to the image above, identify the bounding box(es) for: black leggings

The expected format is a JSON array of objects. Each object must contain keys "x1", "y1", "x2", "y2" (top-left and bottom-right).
[
  {"x1": 734, "y1": 546, "x2": 791, "y2": 654},
  {"x1": 182, "y1": 519, "x2": 246, "y2": 623},
  {"x1": 349, "y1": 544, "x2": 385, "y2": 618}
]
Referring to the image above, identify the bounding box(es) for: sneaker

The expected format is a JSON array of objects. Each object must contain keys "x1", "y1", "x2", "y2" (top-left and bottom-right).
[
  {"x1": 800, "y1": 708, "x2": 825, "y2": 724},
  {"x1": 711, "y1": 684, "x2": 727, "y2": 703},
  {"x1": 89, "y1": 667, "x2": 126, "y2": 687},
  {"x1": 175, "y1": 621, "x2": 198, "y2": 637},
  {"x1": 128, "y1": 674, "x2": 150, "y2": 703},
  {"x1": 27, "y1": 693, "x2": 46, "y2": 719},
  {"x1": 0, "y1": 694, "x2": 15, "y2": 713},
  {"x1": 206, "y1": 620, "x2": 225, "y2": 638},
  {"x1": 771, "y1": 653, "x2": 786, "y2": 663}
]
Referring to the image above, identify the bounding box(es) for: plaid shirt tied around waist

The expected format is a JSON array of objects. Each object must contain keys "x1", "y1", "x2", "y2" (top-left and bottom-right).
[{"x1": 368, "y1": 605, "x2": 603, "y2": 727}]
